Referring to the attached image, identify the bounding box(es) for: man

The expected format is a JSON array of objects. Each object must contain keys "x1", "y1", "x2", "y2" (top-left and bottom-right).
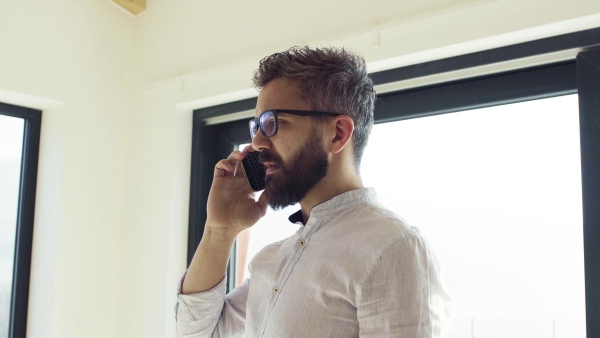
[{"x1": 175, "y1": 46, "x2": 453, "y2": 337}]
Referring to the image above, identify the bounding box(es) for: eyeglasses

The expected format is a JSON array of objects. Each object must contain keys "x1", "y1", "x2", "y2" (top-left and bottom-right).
[{"x1": 249, "y1": 109, "x2": 341, "y2": 139}]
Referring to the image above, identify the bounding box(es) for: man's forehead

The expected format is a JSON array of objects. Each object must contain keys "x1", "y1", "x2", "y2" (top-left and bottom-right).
[{"x1": 255, "y1": 78, "x2": 308, "y2": 116}]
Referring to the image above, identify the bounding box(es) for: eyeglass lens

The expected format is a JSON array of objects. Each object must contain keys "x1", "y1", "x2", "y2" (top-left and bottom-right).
[
  {"x1": 259, "y1": 111, "x2": 276, "y2": 137},
  {"x1": 250, "y1": 120, "x2": 258, "y2": 138}
]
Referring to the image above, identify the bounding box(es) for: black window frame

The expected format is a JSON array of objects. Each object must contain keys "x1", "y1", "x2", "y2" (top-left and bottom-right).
[
  {"x1": 188, "y1": 27, "x2": 600, "y2": 337},
  {"x1": 0, "y1": 102, "x2": 42, "y2": 338}
]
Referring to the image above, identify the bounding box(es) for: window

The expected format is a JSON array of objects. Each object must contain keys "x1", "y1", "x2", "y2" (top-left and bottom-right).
[
  {"x1": 0, "y1": 102, "x2": 41, "y2": 338},
  {"x1": 362, "y1": 95, "x2": 584, "y2": 337},
  {"x1": 188, "y1": 28, "x2": 600, "y2": 337}
]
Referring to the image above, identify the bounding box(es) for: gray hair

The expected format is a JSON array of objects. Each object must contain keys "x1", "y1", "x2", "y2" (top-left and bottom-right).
[{"x1": 252, "y1": 46, "x2": 376, "y2": 168}]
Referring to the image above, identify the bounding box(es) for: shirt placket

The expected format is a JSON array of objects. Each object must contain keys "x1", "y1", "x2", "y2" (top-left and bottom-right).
[{"x1": 257, "y1": 216, "x2": 323, "y2": 337}]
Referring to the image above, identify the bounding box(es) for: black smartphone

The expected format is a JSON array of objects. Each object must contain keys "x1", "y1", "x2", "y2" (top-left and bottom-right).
[{"x1": 241, "y1": 151, "x2": 266, "y2": 191}]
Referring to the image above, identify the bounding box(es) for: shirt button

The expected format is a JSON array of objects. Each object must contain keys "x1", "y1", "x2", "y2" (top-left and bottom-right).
[
  {"x1": 298, "y1": 239, "x2": 307, "y2": 247},
  {"x1": 273, "y1": 286, "x2": 280, "y2": 293}
]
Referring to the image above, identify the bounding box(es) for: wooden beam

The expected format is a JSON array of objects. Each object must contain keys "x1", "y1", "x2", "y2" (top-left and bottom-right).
[{"x1": 113, "y1": 0, "x2": 146, "y2": 15}]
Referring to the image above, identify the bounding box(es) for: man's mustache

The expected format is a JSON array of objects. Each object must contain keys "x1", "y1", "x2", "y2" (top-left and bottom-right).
[{"x1": 258, "y1": 151, "x2": 282, "y2": 167}]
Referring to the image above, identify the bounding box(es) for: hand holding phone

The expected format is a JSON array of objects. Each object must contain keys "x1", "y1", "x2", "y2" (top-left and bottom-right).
[{"x1": 241, "y1": 151, "x2": 266, "y2": 191}]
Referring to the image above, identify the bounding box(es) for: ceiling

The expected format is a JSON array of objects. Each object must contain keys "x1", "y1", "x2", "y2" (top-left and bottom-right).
[{"x1": 131, "y1": 0, "x2": 498, "y2": 83}]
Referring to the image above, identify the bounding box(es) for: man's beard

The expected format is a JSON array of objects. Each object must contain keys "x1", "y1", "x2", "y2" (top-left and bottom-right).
[{"x1": 259, "y1": 128, "x2": 329, "y2": 210}]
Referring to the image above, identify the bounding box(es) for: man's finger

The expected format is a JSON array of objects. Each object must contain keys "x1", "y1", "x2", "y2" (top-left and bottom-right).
[
  {"x1": 214, "y1": 159, "x2": 236, "y2": 177},
  {"x1": 227, "y1": 150, "x2": 247, "y2": 162},
  {"x1": 241, "y1": 145, "x2": 255, "y2": 154},
  {"x1": 213, "y1": 151, "x2": 249, "y2": 178}
]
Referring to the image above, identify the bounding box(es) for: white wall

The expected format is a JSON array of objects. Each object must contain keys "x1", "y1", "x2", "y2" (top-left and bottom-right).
[
  {"x1": 0, "y1": 1, "x2": 133, "y2": 337},
  {"x1": 1, "y1": 0, "x2": 599, "y2": 337}
]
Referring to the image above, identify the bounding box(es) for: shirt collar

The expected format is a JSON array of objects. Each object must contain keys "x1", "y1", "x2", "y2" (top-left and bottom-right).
[{"x1": 287, "y1": 188, "x2": 377, "y2": 224}]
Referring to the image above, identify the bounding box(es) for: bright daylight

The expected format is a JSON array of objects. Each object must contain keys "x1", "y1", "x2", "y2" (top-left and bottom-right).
[{"x1": 0, "y1": 114, "x2": 24, "y2": 337}]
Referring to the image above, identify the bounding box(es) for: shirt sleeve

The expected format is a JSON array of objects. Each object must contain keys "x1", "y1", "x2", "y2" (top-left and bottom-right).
[
  {"x1": 175, "y1": 272, "x2": 249, "y2": 337},
  {"x1": 356, "y1": 235, "x2": 454, "y2": 338}
]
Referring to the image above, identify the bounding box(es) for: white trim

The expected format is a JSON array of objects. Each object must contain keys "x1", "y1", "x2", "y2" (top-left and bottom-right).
[
  {"x1": 0, "y1": 89, "x2": 65, "y2": 110},
  {"x1": 176, "y1": 88, "x2": 257, "y2": 111},
  {"x1": 204, "y1": 109, "x2": 255, "y2": 126}
]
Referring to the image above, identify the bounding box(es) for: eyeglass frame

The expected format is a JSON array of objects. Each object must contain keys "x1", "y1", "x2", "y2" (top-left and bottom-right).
[{"x1": 248, "y1": 109, "x2": 342, "y2": 139}]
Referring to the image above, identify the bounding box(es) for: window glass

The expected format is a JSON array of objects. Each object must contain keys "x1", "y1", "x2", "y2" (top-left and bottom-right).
[
  {"x1": 0, "y1": 114, "x2": 24, "y2": 337},
  {"x1": 361, "y1": 94, "x2": 584, "y2": 337}
]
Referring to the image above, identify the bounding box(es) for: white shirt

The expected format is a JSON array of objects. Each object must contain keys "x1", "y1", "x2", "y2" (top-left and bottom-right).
[{"x1": 176, "y1": 188, "x2": 453, "y2": 337}]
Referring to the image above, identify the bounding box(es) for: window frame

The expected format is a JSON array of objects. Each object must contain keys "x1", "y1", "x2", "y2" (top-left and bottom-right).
[
  {"x1": 577, "y1": 47, "x2": 600, "y2": 338},
  {"x1": 188, "y1": 27, "x2": 600, "y2": 337},
  {"x1": 0, "y1": 102, "x2": 42, "y2": 338}
]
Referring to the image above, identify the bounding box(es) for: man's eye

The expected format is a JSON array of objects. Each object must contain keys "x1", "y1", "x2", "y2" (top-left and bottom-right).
[{"x1": 265, "y1": 119, "x2": 276, "y2": 128}]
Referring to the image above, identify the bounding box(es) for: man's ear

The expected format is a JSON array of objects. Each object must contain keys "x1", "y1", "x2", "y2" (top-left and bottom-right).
[{"x1": 329, "y1": 115, "x2": 354, "y2": 154}]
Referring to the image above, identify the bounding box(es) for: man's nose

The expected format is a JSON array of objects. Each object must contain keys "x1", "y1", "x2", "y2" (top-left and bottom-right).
[{"x1": 251, "y1": 129, "x2": 271, "y2": 152}]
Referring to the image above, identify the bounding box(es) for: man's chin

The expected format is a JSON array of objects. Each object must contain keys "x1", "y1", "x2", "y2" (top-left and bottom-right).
[
  {"x1": 265, "y1": 193, "x2": 298, "y2": 210},
  {"x1": 264, "y1": 182, "x2": 300, "y2": 210}
]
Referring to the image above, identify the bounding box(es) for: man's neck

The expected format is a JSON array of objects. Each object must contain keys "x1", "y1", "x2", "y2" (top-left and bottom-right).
[{"x1": 298, "y1": 163, "x2": 363, "y2": 224}]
